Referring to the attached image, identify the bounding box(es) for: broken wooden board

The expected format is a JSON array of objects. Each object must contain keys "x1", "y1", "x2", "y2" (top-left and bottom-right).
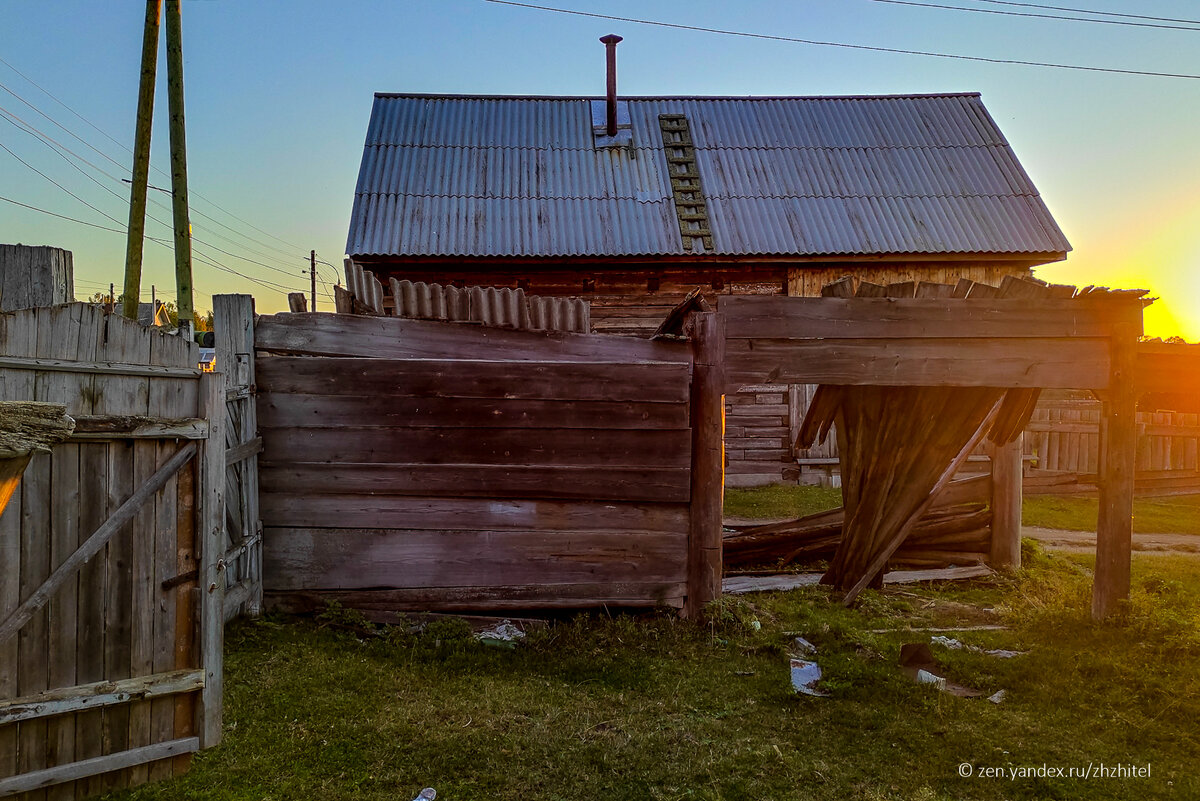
[{"x1": 722, "y1": 565, "x2": 995, "y2": 595}]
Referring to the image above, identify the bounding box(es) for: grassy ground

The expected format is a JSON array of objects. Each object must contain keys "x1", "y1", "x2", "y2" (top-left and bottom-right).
[
  {"x1": 725, "y1": 485, "x2": 1200, "y2": 536},
  {"x1": 724, "y1": 484, "x2": 842, "y2": 520},
  {"x1": 1023, "y1": 494, "x2": 1200, "y2": 535},
  {"x1": 105, "y1": 546, "x2": 1200, "y2": 801}
]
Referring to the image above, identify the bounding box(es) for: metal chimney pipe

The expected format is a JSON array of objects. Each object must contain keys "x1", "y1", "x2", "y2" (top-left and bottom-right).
[{"x1": 600, "y1": 34, "x2": 623, "y2": 136}]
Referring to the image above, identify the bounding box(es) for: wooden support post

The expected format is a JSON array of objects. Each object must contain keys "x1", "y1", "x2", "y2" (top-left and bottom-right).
[
  {"x1": 1093, "y1": 323, "x2": 1138, "y2": 620},
  {"x1": 287, "y1": 292, "x2": 308, "y2": 313},
  {"x1": 198, "y1": 371, "x2": 225, "y2": 747},
  {"x1": 165, "y1": 0, "x2": 194, "y2": 337},
  {"x1": 121, "y1": 0, "x2": 162, "y2": 321},
  {"x1": 989, "y1": 434, "x2": 1023, "y2": 570},
  {"x1": 683, "y1": 311, "x2": 725, "y2": 619}
]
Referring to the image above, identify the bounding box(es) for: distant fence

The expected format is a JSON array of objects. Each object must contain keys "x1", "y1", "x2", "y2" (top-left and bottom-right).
[
  {"x1": 0, "y1": 304, "x2": 225, "y2": 797},
  {"x1": 253, "y1": 311, "x2": 723, "y2": 617}
]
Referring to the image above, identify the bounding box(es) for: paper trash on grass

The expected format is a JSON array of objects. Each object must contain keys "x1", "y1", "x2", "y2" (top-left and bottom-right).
[
  {"x1": 475, "y1": 620, "x2": 526, "y2": 648},
  {"x1": 930, "y1": 635, "x2": 1025, "y2": 659},
  {"x1": 987, "y1": 689, "x2": 1007, "y2": 704},
  {"x1": 792, "y1": 636, "x2": 817, "y2": 656},
  {"x1": 899, "y1": 643, "x2": 985, "y2": 698},
  {"x1": 411, "y1": 789, "x2": 436, "y2": 801},
  {"x1": 790, "y1": 659, "x2": 830, "y2": 697}
]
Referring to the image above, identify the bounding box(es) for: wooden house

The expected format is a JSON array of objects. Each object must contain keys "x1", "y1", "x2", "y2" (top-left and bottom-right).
[{"x1": 345, "y1": 62, "x2": 1070, "y2": 484}]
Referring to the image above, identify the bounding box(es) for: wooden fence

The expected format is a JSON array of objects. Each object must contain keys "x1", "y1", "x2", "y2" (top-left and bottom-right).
[
  {"x1": 253, "y1": 310, "x2": 724, "y2": 618},
  {"x1": 0, "y1": 304, "x2": 226, "y2": 798}
]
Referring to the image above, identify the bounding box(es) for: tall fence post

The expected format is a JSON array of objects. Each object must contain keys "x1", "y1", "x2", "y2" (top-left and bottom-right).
[
  {"x1": 1093, "y1": 323, "x2": 1138, "y2": 620},
  {"x1": 198, "y1": 371, "x2": 225, "y2": 747},
  {"x1": 989, "y1": 434, "x2": 1023, "y2": 570},
  {"x1": 684, "y1": 311, "x2": 725, "y2": 619}
]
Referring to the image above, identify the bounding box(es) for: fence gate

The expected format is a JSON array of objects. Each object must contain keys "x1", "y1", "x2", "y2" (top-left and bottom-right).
[{"x1": 0, "y1": 304, "x2": 225, "y2": 798}]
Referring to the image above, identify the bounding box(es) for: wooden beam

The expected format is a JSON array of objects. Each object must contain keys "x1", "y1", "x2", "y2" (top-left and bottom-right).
[
  {"x1": 254, "y1": 311, "x2": 689, "y2": 363},
  {"x1": 726, "y1": 337, "x2": 1110, "y2": 390},
  {"x1": 0, "y1": 441, "x2": 197, "y2": 646},
  {"x1": 0, "y1": 737, "x2": 199, "y2": 796},
  {"x1": 0, "y1": 356, "x2": 199, "y2": 378},
  {"x1": 265, "y1": 582, "x2": 687, "y2": 613},
  {"x1": 989, "y1": 435, "x2": 1023, "y2": 570},
  {"x1": 198, "y1": 372, "x2": 225, "y2": 747},
  {"x1": 1136, "y1": 342, "x2": 1200, "y2": 395},
  {"x1": 1093, "y1": 324, "x2": 1139, "y2": 620},
  {"x1": 287, "y1": 292, "x2": 308, "y2": 313},
  {"x1": 224, "y1": 436, "x2": 262, "y2": 467},
  {"x1": 0, "y1": 669, "x2": 204, "y2": 725},
  {"x1": 684, "y1": 311, "x2": 725, "y2": 619},
  {"x1": 721, "y1": 296, "x2": 1142, "y2": 340},
  {"x1": 68, "y1": 415, "x2": 208, "y2": 440}
]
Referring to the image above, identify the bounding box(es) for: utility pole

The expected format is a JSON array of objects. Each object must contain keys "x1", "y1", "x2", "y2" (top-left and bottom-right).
[
  {"x1": 310, "y1": 250, "x2": 317, "y2": 312},
  {"x1": 121, "y1": 0, "x2": 161, "y2": 322},
  {"x1": 165, "y1": 0, "x2": 194, "y2": 341}
]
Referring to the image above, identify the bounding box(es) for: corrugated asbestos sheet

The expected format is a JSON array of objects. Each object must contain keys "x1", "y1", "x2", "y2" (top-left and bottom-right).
[
  {"x1": 389, "y1": 279, "x2": 590, "y2": 333},
  {"x1": 347, "y1": 93, "x2": 1071, "y2": 259}
]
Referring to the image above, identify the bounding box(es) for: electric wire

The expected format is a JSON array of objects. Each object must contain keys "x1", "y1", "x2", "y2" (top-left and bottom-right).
[
  {"x1": 867, "y1": 0, "x2": 1200, "y2": 32},
  {"x1": 484, "y1": 0, "x2": 1200, "y2": 79},
  {"x1": 973, "y1": 0, "x2": 1200, "y2": 26}
]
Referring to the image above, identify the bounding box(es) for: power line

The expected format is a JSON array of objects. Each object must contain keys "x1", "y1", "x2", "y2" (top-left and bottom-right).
[
  {"x1": 2, "y1": 103, "x2": 320, "y2": 282},
  {"x1": 0, "y1": 53, "x2": 316, "y2": 259},
  {"x1": 484, "y1": 0, "x2": 1200, "y2": 79},
  {"x1": 0, "y1": 139, "x2": 128, "y2": 228},
  {"x1": 973, "y1": 0, "x2": 1200, "y2": 26},
  {"x1": 0, "y1": 193, "x2": 126, "y2": 234},
  {"x1": 867, "y1": 0, "x2": 1200, "y2": 32}
]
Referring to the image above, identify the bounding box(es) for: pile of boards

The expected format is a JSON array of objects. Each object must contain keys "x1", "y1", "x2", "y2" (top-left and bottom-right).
[{"x1": 724, "y1": 476, "x2": 992, "y2": 570}]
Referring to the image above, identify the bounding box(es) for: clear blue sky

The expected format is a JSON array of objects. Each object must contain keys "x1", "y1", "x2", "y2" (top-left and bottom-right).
[{"x1": 1, "y1": 1, "x2": 1197, "y2": 337}]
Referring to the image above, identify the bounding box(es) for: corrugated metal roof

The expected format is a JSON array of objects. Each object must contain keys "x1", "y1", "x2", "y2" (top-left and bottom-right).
[{"x1": 347, "y1": 93, "x2": 1070, "y2": 259}]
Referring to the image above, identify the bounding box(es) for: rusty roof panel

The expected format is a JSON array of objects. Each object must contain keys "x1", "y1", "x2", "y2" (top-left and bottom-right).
[{"x1": 348, "y1": 93, "x2": 1070, "y2": 258}]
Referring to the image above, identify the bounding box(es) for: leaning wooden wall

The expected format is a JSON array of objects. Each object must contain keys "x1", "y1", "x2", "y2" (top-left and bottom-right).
[
  {"x1": 254, "y1": 312, "x2": 707, "y2": 614},
  {"x1": 0, "y1": 304, "x2": 223, "y2": 799}
]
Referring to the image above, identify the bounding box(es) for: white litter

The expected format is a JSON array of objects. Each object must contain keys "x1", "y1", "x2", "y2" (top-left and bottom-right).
[
  {"x1": 792, "y1": 637, "x2": 817, "y2": 656},
  {"x1": 916, "y1": 669, "x2": 947, "y2": 690},
  {"x1": 930, "y1": 635, "x2": 1024, "y2": 659},
  {"x1": 790, "y1": 659, "x2": 829, "y2": 697},
  {"x1": 412, "y1": 789, "x2": 436, "y2": 801},
  {"x1": 475, "y1": 620, "x2": 525, "y2": 644},
  {"x1": 987, "y1": 689, "x2": 1007, "y2": 705}
]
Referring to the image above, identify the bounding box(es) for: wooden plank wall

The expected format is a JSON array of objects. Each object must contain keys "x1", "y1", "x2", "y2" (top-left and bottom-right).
[
  {"x1": 255, "y1": 313, "x2": 697, "y2": 614},
  {"x1": 0, "y1": 304, "x2": 205, "y2": 798}
]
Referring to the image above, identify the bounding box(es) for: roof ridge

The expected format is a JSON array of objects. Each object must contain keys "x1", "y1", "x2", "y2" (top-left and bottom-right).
[
  {"x1": 372, "y1": 92, "x2": 984, "y2": 102},
  {"x1": 355, "y1": 190, "x2": 1043, "y2": 201}
]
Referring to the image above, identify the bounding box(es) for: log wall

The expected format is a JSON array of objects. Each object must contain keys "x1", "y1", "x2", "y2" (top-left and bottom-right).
[{"x1": 255, "y1": 313, "x2": 706, "y2": 614}]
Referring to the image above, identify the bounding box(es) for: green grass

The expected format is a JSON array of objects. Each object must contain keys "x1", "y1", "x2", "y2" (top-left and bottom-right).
[
  {"x1": 1023, "y1": 494, "x2": 1200, "y2": 535},
  {"x1": 724, "y1": 484, "x2": 842, "y2": 520},
  {"x1": 725, "y1": 484, "x2": 1200, "y2": 536},
  {"x1": 105, "y1": 548, "x2": 1200, "y2": 801}
]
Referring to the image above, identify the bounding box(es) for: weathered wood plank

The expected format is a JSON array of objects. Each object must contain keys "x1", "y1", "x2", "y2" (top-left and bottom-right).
[
  {"x1": 0, "y1": 356, "x2": 199, "y2": 379},
  {"x1": 1094, "y1": 325, "x2": 1138, "y2": 620},
  {"x1": 0, "y1": 670, "x2": 204, "y2": 725},
  {"x1": 726, "y1": 337, "x2": 1110, "y2": 390},
  {"x1": 0, "y1": 737, "x2": 199, "y2": 796},
  {"x1": 17, "y1": 451, "x2": 51, "y2": 798},
  {"x1": 684, "y1": 312, "x2": 724, "y2": 619},
  {"x1": 263, "y1": 528, "x2": 688, "y2": 591},
  {"x1": 265, "y1": 582, "x2": 687, "y2": 613},
  {"x1": 1137, "y1": 342, "x2": 1200, "y2": 395},
  {"x1": 254, "y1": 312, "x2": 690, "y2": 363},
  {"x1": 198, "y1": 373, "x2": 224, "y2": 748},
  {"x1": 260, "y1": 497, "x2": 689, "y2": 533},
  {"x1": 256, "y1": 393, "x2": 690, "y2": 431},
  {"x1": 69, "y1": 416, "x2": 208, "y2": 440},
  {"x1": 259, "y1": 426, "x2": 692, "y2": 468},
  {"x1": 989, "y1": 436, "x2": 1023, "y2": 570},
  {"x1": 259, "y1": 463, "x2": 691, "y2": 503},
  {"x1": 256, "y1": 357, "x2": 692, "y2": 403},
  {"x1": 720, "y1": 296, "x2": 1142, "y2": 339}
]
